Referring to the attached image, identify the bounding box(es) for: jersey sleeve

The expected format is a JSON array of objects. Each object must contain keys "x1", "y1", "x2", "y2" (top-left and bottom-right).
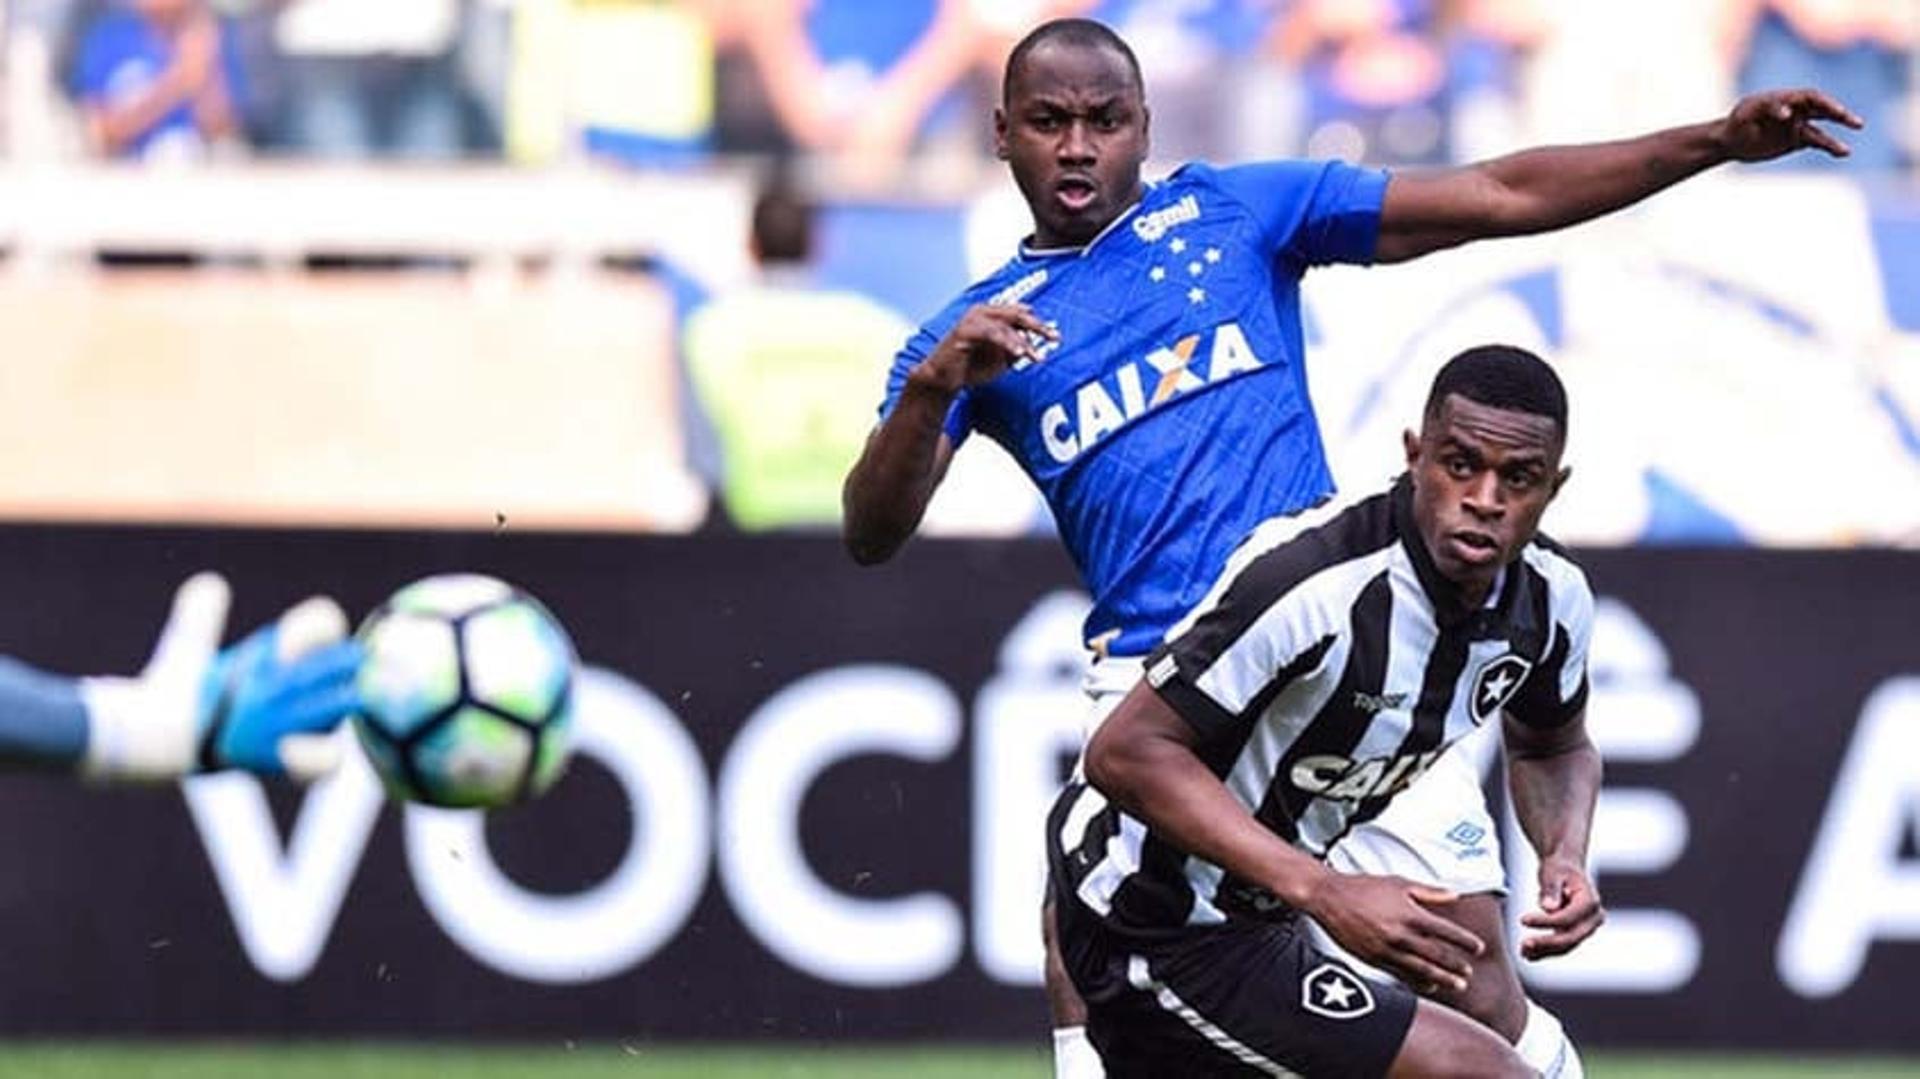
[
  {"x1": 1210, "y1": 160, "x2": 1390, "y2": 268},
  {"x1": 877, "y1": 308, "x2": 973, "y2": 445},
  {"x1": 1143, "y1": 550, "x2": 1338, "y2": 746},
  {"x1": 0, "y1": 657, "x2": 88, "y2": 768},
  {"x1": 70, "y1": 21, "x2": 126, "y2": 102},
  {"x1": 1508, "y1": 567, "x2": 1595, "y2": 730}
]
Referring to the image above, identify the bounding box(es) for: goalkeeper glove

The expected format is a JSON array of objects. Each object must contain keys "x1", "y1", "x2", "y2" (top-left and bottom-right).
[{"x1": 78, "y1": 572, "x2": 363, "y2": 782}]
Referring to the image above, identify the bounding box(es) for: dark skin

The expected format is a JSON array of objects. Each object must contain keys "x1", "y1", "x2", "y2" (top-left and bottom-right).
[
  {"x1": 1085, "y1": 395, "x2": 1599, "y2": 1075},
  {"x1": 841, "y1": 28, "x2": 1836, "y2": 1050},
  {"x1": 841, "y1": 40, "x2": 1861, "y2": 563},
  {"x1": 994, "y1": 39, "x2": 1150, "y2": 250}
]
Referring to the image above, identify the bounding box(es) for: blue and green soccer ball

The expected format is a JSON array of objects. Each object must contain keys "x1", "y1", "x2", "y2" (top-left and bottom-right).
[{"x1": 351, "y1": 574, "x2": 576, "y2": 808}]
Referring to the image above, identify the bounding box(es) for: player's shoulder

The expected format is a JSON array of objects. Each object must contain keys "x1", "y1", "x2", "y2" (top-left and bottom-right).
[
  {"x1": 1181, "y1": 158, "x2": 1347, "y2": 199},
  {"x1": 1160, "y1": 490, "x2": 1397, "y2": 659},
  {"x1": 1522, "y1": 534, "x2": 1595, "y2": 615},
  {"x1": 1231, "y1": 489, "x2": 1400, "y2": 613},
  {"x1": 921, "y1": 254, "x2": 1044, "y2": 326},
  {"x1": 1160, "y1": 160, "x2": 1219, "y2": 189},
  {"x1": 1148, "y1": 161, "x2": 1247, "y2": 209}
]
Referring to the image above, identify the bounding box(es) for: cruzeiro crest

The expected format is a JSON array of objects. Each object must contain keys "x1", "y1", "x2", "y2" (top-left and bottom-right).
[
  {"x1": 1301, "y1": 962, "x2": 1375, "y2": 1020},
  {"x1": 1469, "y1": 653, "x2": 1534, "y2": 724}
]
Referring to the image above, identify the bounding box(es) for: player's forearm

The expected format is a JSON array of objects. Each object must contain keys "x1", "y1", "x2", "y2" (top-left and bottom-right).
[
  {"x1": 1472, "y1": 121, "x2": 1730, "y2": 238},
  {"x1": 876, "y1": 2, "x2": 981, "y2": 120},
  {"x1": 1507, "y1": 736, "x2": 1601, "y2": 868},
  {"x1": 0, "y1": 657, "x2": 89, "y2": 770},
  {"x1": 86, "y1": 72, "x2": 202, "y2": 155},
  {"x1": 1086, "y1": 725, "x2": 1333, "y2": 910},
  {"x1": 841, "y1": 380, "x2": 954, "y2": 565},
  {"x1": 743, "y1": 9, "x2": 835, "y2": 147},
  {"x1": 193, "y1": 79, "x2": 238, "y2": 141}
]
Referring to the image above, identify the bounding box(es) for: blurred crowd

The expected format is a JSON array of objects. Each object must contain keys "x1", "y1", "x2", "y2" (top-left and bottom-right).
[{"x1": 0, "y1": 0, "x2": 1914, "y2": 174}]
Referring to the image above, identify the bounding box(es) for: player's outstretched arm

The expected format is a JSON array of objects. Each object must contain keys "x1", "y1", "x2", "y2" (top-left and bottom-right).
[
  {"x1": 841, "y1": 303, "x2": 1056, "y2": 565},
  {"x1": 1375, "y1": 88, "x2": 1864, "y2": 264},
  {"x1": 76, "y1": 572, "x2": 363, "y2": 782},
  {"x1": 1085, "y1": 682, "x2": 1484, "y2": 993},
  {"x1": 1503, "y1": 708, "x2": 1605, "y2": 961}
]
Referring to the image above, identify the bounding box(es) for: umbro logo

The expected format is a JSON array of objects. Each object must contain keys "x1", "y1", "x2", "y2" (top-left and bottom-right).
[
  {"x1": 1351, "y1": 690, "x2": 1408, "y2": 714},
  {"x1": 1301, "y1": 963, "x2": 1375, "y2": 1020},
  {"x1": 1470, "y1": 654, "x2": 1533, "y2": 723}
]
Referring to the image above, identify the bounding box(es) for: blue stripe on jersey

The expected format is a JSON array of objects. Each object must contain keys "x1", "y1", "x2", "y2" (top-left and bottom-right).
[{"x1": 880, "y1": 160, "x2": 1388, "y2": 655}]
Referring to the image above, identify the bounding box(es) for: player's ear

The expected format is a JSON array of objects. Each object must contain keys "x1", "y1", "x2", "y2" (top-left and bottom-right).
[
  {"x1": 1549, "y1": 465, "x2": 1572, "y2": 501},
  {"x1": 993, "y1": 106, "x2": 1009, "y2": 160},
  {"x1": 1402, "y1": 428, "x2": 1421, "y2": 470}
]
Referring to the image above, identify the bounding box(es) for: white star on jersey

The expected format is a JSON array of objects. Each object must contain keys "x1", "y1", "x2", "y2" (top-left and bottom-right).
[
  {"x1": 1188, "y1": 260, "x2": 1203, "y2": 276},
  {"x1": 1168, "y1": 237, "x2": 1187, "y2": 254},
  {"x1": 1317, "y1": 978, "x2": 1358, "y2": 1009},
  {"x1": 1205, "y1": 247, "x2": 1222, "y2": 263},
  {"x1": 1482, "y1": 667, "x2": 1518, "y2": 708},
  {"x1": 1149, "y1": 266, "x2": 1166, "y2": 282},
  {"x1": 1188, "y1": 286, "x2": 1205, "y2": 304}
]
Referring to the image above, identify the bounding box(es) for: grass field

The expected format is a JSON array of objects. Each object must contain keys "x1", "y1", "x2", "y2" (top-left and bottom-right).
[{"x1": 0, "y1": 1045, "x2": 1916, "y2": 1078}]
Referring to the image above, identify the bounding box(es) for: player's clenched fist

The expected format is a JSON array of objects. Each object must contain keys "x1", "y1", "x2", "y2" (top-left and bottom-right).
[
  {"x1": 1519, "y1": 856, "x2": 1605, "y2": 961},
  {"x1": 908, "y1": 303, "x2": 1059, "y2": 395}
]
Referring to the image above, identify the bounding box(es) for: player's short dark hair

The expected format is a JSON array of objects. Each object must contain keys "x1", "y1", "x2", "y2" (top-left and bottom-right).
[
  {"x1": 751, "y1": 177, "x2": 813, "y2": 266},
  {"x1": 1424, "y1": 345, "x2": 1568, "y2": 437},
  {"x1": 1003, "y1": 18, "x2": 1143, "y2": 104}
]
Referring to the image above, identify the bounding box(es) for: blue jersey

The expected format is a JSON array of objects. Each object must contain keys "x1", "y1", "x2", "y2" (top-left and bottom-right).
[
  {"x1": 70, "y1": 12, "x2": 248, "y2": 160},
  {"x1": 880, "y1": 161, "x2": 1388, "y2": 656}
]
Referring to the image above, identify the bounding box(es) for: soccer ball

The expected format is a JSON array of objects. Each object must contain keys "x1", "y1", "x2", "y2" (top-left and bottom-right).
[{"x1": 351, "y1": 574, "x2": 576, "y2": 808}]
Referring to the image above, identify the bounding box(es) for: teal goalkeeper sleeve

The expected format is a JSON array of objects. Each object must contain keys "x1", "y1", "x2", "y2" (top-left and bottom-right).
[
  {"x1": 0, "y1": 575, "x2": 362, "y2": 779},
  {"x1": 0, "y1": 656, "x2": 88, "y2": 768}
]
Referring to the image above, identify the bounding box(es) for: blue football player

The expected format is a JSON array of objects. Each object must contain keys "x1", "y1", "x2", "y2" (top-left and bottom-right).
[
  {"x1": 843, "y1": 17, "x2": 1860, "y2": 1079},
  {"x1": 0, "y1": 572, "x2": 361, "y2": 781}
]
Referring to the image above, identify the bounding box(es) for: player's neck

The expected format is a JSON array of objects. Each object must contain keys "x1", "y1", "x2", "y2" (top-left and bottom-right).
[{"x1": 1022, "y1": 185, "x2": 1149, "y2": 256}]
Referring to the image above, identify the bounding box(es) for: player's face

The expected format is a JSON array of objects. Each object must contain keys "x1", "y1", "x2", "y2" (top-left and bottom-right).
[
  {"x1": 995, "y1": 43, "x2": 1149, "y2": 248},
  {"x1": 1404, "y1": 395, "x2": 1569, "y2": 604}
]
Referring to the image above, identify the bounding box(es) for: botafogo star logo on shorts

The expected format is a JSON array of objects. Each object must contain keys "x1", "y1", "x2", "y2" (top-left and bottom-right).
[
  {"x1": 1301, "y1": 963, "x2": 1375, "y2": 1020},
  {"x1": 1469, "y1": 653, "x2": 1533, "y2": 724}
]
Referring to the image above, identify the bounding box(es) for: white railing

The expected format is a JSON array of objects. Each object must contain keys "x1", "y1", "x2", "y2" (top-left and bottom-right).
[{"x1": 0, "y1": 161, "x2": 759, "y2": 286}]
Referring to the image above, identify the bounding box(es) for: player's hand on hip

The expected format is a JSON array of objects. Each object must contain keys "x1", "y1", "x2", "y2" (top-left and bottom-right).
[
  {"x1": 79, "y1": 572, "x2": 363, "y2": 783},
  {"x1": 913, "y1": 303, "x2": 1059, "y2": 393},
  {"x1": 1718, "y1": 88, "x2": 1863, "y2": 162},
  {"x1": 1519, "y1": 856, "x2": 1605, "y2": 960},
  {"x1": 1304, "y1": 873, "x2": 1484, "y2": 995}
]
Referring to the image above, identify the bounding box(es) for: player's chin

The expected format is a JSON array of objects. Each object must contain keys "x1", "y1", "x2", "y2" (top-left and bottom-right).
[{"x1": 1042, "y1": 206, "x2": 1106, "y2": 246}]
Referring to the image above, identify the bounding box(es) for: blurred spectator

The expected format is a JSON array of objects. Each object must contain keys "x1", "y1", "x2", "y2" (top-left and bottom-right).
[
  {"x1": 68, "y1": 0, "x2": 247, "y2": 161},
  {"x1": 1268, "y1": 0, "x2": 1456, "y2": 164},
  {"x1": 1504, "y1": 0, "x2": 1744, "y2": 151},
  {"x1": 1436, "y1": 0, "x2": 1540, "y2": 161},
  {"x1": 267, "y1": 0, "x2": 475, "y2": 158},
  {"x1": 1032, "y1": 0, "x2": 1287, "y2": 163},
  {"x1": 663, "y1": 175, "x2": 914, "y2": 530},
  {"x1": 504, "y1": 0, "x2": 715, "y2": 166},
  {"x1": 718, "y1": 0, "x2": 991, "y2": 183},
  {"x1": 1733, "y1": 0, "x2": 1913, "y2": 171}
]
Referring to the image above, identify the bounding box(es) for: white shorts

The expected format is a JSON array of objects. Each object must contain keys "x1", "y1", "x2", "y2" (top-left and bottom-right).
[{"x1": 1080, "y1": 656, "x2": 1505, "y2": 899}]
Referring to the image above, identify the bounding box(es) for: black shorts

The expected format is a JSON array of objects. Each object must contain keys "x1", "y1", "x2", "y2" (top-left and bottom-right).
[{"x1": 1056, "y1": 889, "x2": 1417, "y2": 1078}]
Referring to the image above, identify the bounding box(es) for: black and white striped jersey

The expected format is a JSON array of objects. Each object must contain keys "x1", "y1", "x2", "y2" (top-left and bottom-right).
[{"x1": 1051, "y1": 476, "x2": 1594, "y2": 935}]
